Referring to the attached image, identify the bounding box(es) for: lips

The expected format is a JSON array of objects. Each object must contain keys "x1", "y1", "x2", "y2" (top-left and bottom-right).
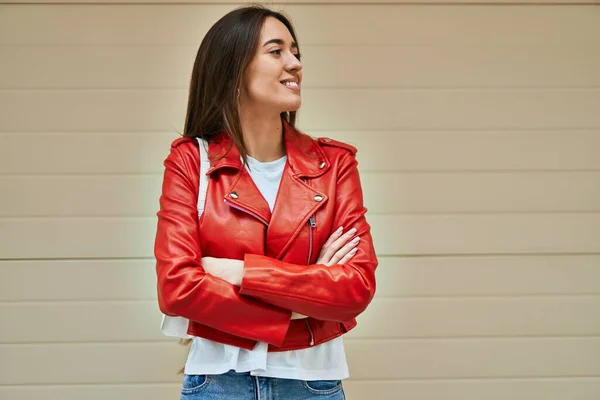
[
  {"x1": 280, "y1": 78, "x2": 300, "y2": 92},
  {"x1": 282, "y1": 81, "x2": 299, "y2": 88}
]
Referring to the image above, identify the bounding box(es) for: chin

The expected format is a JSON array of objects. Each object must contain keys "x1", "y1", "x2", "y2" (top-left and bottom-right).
[{"x1": 282, "y1": 98, "x2": 302, "y2": 112}]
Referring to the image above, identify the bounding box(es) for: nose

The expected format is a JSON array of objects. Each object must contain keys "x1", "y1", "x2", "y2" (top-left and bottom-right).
[{"x1": 285, "y1": 51, "x2": 302, "y2": 73}]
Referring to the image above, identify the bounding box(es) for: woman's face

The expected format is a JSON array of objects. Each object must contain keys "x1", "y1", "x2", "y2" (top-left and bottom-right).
[{"x1": 241, "y1": 17, "x2": 302, "y2": 114}]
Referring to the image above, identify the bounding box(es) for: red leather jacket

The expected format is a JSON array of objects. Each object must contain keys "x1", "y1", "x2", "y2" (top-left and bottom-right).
[{"x1": 154, "y1": 120, "x2": 378, "y2": 351}]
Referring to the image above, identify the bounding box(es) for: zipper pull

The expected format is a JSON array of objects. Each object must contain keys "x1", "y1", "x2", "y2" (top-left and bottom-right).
[
  {"x1": 305, "y1": 319, "x2": 315, "y2": 346},
  {"x1": 309, "y1": 216, "x2": 316, "y2": 228}
]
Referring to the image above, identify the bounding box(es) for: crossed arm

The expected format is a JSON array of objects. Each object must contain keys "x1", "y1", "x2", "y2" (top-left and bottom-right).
[
  {"x1": 156, "y1": 146, "x2": 377, "y2": 345},
  {"x1": 201, "y1": 226, "x2": 361, "y2": 319}
]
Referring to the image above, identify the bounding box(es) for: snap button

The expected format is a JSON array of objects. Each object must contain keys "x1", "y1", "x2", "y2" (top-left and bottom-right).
[
  {"x1": 319, "y1": 161, "x2": 326, "y2": 169},
  {"x1": 313, "y1": 195, "x2": 323, "y2": 202},
  {"x1": 230, "y1": 192, "x2": 239, "y2": 199}
]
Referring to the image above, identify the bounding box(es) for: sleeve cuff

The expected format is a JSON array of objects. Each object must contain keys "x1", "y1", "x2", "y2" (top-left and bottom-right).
[{"x1": 239, "y1": 253, "x2": 269, "y2": 296}]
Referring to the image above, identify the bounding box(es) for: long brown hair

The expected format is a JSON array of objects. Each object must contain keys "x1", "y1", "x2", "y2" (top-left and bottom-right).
[{"x1": 183, "y1": 4, "x2": 299, "y2": 165}]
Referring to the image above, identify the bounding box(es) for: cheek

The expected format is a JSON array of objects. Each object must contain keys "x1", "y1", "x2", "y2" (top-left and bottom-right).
[
  {"x1": 246, "y1": 60, "x2": 280, "y2": 86},
  {"x1": 247, "y1": 72, "x2": 281, "y2": 98},
  {"x1": 246, "y1": 79, "x2": 273, "y2": 101}
]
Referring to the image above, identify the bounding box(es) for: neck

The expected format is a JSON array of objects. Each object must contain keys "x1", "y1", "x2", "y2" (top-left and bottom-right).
[{"x1": 238, "y1": 107, "x2": 286, "y2": 162}]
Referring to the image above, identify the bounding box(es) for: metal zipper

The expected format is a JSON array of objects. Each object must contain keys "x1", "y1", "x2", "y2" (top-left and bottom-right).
[
  {"x1": 307, "y1": 216, "x2": 316, "y2": 265},
  {"x1": 305, "y1": 319, "x2": 315, "y2": 346},
  {"x1": 225, "y1": 195, "x2": 316, "y2": 343},
  {"x1": 302, "y1": 177, "x2": 317, "y2": 346},
  {"x1": 223, "y1": 199, "x2": 269, "y2": 226},
  {"x1": 305, "y1": 216, "x2": 317, "y2": 346}
]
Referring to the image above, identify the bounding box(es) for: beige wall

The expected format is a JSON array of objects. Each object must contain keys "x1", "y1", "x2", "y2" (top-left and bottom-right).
[{"x1": 1, "y1": 1, "x2": 600, "y2": 399}]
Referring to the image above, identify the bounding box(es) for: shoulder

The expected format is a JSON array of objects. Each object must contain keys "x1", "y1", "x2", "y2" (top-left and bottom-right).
[
  {"x1": 165, "y1": 136, "x2": 200, "y2": 174},
  {"x1": 287, "y1": 121, "x2": 357, "y2": 157},
  {"x1": 171, "y1": 136, "x2": 198, "y2": 149},
  {"x1": 316, "y1": 136, "x2": 357, "y2": 156},
  {"x1": 168, "y1": 136, "x2": 200, "y2": 162}
]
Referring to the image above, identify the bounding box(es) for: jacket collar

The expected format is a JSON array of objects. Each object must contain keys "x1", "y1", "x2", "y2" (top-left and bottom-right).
[{"x1": 205, "y1": 118, "x2": 329, "y2": 179}]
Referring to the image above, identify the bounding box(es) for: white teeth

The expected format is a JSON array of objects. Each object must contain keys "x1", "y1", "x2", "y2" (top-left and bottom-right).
[{"x1": 282, "y1": 81, "x2": 298, "y2": 88}]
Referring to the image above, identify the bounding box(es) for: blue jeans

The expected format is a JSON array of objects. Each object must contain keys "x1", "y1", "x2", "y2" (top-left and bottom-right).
[{"x1": 181, "y1": 369, "x2": 346, "y2": 399}]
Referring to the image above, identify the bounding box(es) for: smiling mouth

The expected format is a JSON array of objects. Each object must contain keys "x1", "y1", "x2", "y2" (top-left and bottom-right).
[{"x1": 281, "y1": 81, "x2": 300, "y2": 91}]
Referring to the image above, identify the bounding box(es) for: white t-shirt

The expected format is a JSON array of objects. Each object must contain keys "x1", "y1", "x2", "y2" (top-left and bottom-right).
[{"x1": 184, "y1": 154, "x2": 349, "y2": 380}]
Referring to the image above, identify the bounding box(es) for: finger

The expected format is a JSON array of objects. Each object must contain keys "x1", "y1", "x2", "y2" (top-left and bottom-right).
[
  {"x1": 323, "y1": 228, "x2": 357, "y2": 260},
  {"x1": 330, "y1": 228, "x2": 357, "y2": 250},
  {"x1": 320, "y1": 228, "x2": 357, "y2": 261},
  {"x1": 321, "y1": 226, "x2": 344, "y2": 249},
  {"x1": 329, "y1": 236, "x2": 360, "y2": 265},
  {"x1": 337, "y1": 247, "x2": 358, "y2": 265}
]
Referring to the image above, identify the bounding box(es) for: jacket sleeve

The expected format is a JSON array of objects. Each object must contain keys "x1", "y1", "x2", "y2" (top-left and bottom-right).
[
  {"x1": 238, "y1": 152, "x2": 378, "y2": 322},
  {"x1": 154, "y1": 144, "x2": 291, "y2": 346}
]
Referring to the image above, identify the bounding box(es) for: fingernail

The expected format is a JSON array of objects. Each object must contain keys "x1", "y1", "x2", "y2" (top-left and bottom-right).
[
  {"x1": 336, "y1": 226, "x2": 343, "y2": 233},
  {"x1": 352, "y1": 236, "x2": 360, "y2": 243},
  {"x1": 350, "y1": 248, "x2": 358, "y2": 253},
  {"x1": 348, "y1": 228, "x2": 357, "y2": 235}
]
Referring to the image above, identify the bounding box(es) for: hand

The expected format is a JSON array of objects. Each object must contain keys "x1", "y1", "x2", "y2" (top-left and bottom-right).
[
  {"x1": 203, "y1": 257, "x2": 307, "y2": 320},
  {"x1": 289, "y1": 227, "x2": 359, "y2": 320},
  {"x1": 316, "y1": 226, "x2": 359, "y2": 267},
  {"x1": 201, "y1": 257, "x2": 244, "y2": 286}
]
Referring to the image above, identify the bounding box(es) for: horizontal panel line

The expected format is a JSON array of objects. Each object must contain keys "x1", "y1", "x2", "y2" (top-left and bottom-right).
[
  {"x1": 2, "y1": 43, "x2": 600, "y2": 48},
  {"x1": 3, "y1": 85, "x2": 600, "y2": 90},
  {"x1": 326, "y1": 375, "x2": 600, "y2": 382},
  {"x1": 377, "y1": 293, "x2": 600, "y2": 299},
  {"x1": 2, "y1": 294, "x2": 600, "y2": 303},
  {"x1": 2, "y1": 87, "x2": 600, "y2": 92},
  {"x1": 1, "y1": 1, "x2": 599, "y2": 6},
  {"x1": 382, "y1": 252, "x2": 600, "y2": 257},
  {"x1": 3, "y1": 169, "x2": 600, "y2": 177},
  {"x1": 2, "y1": 335, "x2": 600, "y2": 346},
  {"x1": 3, "y1": 376, "x2": 600, "y2": 388},
  {"x1": 4, "y1": 42, "x2": 600, "y2": 48},
  {"x1": 0, "y1": 128, "x2": 598, "y2": 134},
  {"x1": 357, "y1": 169, "x2": 600, "y2": 174},
  {"x1": 0, "y1": 257, "x2": 156, "y2": 261},
  {"x1": 3, "y1": 211, "x2": 600, "y2": 220},
  {"x1": 2, "y1": 253, "x2": 600, "y2": 262},
  {"x1": 4, "y1": 210, "x2": 600, "y2": 218},
  {"x1": 0, "y1": 341, "x2": 178, "y2": 347},
  {"x1": 347, "y1": 334, "x2": 600, "y2": 340},
  {"x1": 364, "y1": 210, "x2": 600, "y2": 215},
  {"x1": 346, "y1": 336, "x2": 600, "y2": 342},
  {"x1": 3, "y1": 377, "x2": 600, "y2": 389},
  {"x1": 0, "y1": 383, "x2": 181, "y2": 388},
  {"x1": 0, "y1": 132, "x2": 172, "y2": 137},
  {"x1": 2, "y1": 128, "x2": 599, "y2": 134},
  {"x1": 4, "y1": 40, "x2": 600, "y2": 47},
  {"x1": 5, "y1": 336, "x2": 600, "y2": 345},
  {"x1": 3, "y1": 294, "x2": 599, "y2": 304}
]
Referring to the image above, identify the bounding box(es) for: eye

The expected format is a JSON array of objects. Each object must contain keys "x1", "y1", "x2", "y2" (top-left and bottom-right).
[
  {"x1": 270, "y1": 49, "x2": 282, "y2": 56},
  {"x1": 293, "y1": 53, "x2": 302, "y2": 61}
]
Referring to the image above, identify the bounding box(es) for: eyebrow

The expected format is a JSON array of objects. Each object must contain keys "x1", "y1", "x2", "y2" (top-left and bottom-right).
[{"x1": 262, "y1": 38, "x2": 298, "y2": 49}]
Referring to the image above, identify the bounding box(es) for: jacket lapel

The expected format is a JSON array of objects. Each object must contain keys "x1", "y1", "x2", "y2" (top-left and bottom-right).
[
  {"x1": 206, "y1": 134, "x2": 272, "y2": 225},
  {"x1": 206, "y1": 119, "x2": 331, "y2": 260},
  {"x1": 265, "y1": 121, "x2": 330, "y2": 260},
  {"x1": 265, "y1": 165, "x2": 327, "y2": 259},
  {"x1": 224, "y1": 168, "x2": 272, "y2": 225}
]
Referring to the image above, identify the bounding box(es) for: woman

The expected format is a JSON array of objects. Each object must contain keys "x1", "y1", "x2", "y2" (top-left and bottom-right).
[{"x1": 154, "y1": 5, "x2": 378, "y2": 399}]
